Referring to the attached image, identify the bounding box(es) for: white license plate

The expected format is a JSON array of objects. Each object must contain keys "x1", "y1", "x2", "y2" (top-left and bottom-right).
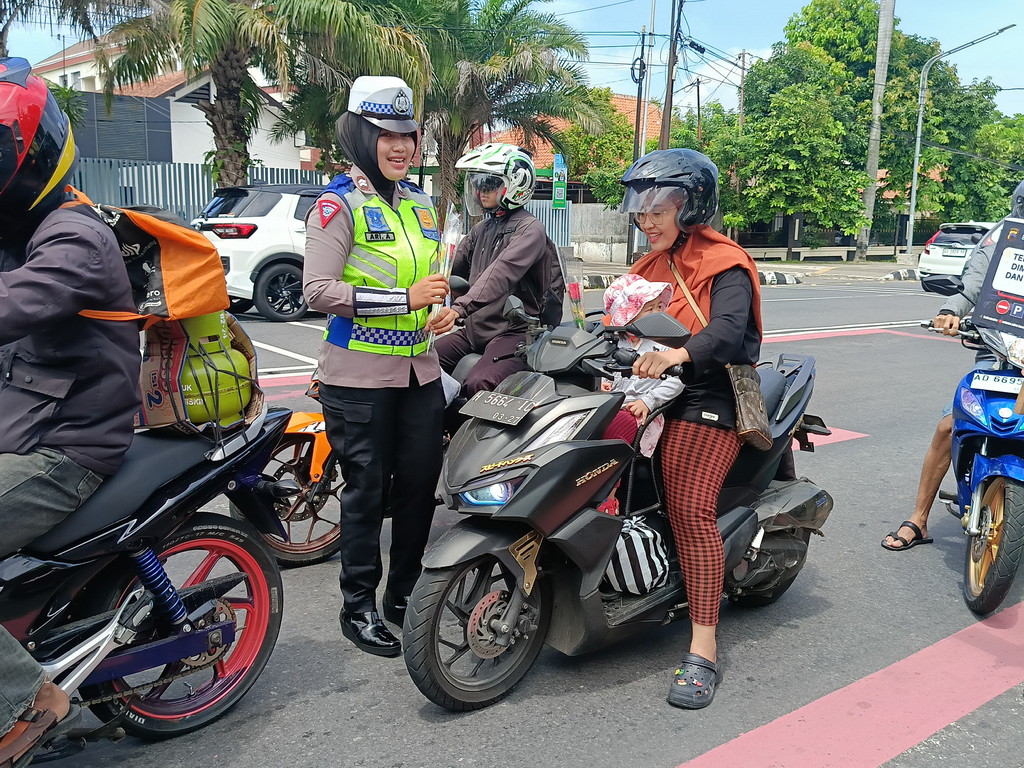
[
  {"x1": 971, "y1": 372, "x2": 1023, "y2": 394},
  {"x1": 942, "y1": 248, "x2": 966, "y2": 258}
]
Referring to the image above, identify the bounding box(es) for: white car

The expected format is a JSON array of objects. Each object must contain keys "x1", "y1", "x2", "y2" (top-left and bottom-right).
[
  {"x1": 917, "y1": 221, "x2": 996, "y2": 280},
  {"x1": 193, "y1": 184, "x2": 322, "y2": 321}
]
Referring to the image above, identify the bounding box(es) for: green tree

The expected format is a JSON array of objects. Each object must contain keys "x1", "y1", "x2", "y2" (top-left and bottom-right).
[
  {"x1": 555, "y1": 87, "x2": 629, "y2": 207},
  {"x1": 101, "y1": 0, "x2": 429, "y2": 186},
  {"x1": 359, "y1": 0, "x2": 601, "y2": 217},
  {"x1": 47, "y1": 81, "x2": 87, "y2": 128},
  {"x1": 741, "y1": 82, "x2": 869, "y2": 233}
]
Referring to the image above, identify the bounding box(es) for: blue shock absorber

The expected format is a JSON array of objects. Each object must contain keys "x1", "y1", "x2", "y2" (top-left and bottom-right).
[{"x1": 130, "y1": 549, "x2": 188, "y2": 625}]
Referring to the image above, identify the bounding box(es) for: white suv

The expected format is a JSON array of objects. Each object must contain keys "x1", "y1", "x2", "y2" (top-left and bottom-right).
[
  {"x1": 193, "y1": 184, "x2": 322, "y2": 321},
  {"x1": 917, "y1": 221, "x2": 995, "y2": 280}
]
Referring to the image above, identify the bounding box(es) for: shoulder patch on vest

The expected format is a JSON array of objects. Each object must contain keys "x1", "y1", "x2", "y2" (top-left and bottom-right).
[{"x1": 318, "y1": 199, "x2": 342, "y2": 228}]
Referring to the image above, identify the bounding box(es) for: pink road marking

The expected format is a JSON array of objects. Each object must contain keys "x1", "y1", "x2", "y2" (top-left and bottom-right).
[
  {"x1": 765, "y1": 327, "x2": 956, "y2": 344},
  {"x1": 796, "y1": 427, "x2": 866, "y2": 448},
  {"x1": 678, "y1": 600, "x2": 1024, "y2": 768},
  {"x1": 258, "y1": 374, "x2": 313, "y2": 388}
]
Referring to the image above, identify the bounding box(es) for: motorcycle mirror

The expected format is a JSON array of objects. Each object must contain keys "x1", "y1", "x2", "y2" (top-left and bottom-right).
[
  {"x1": 921, "y1": 274, "x2": 965, "y2": 297},
  {"x1": 614, "y1": 312, "x2": 692, "y2": 347},
  {"x1": 450, "y1": 275, "x2": 470, "y2": 298},
  {"x1": 503, "y1": 295, "x2": 534, "y2": 323}
]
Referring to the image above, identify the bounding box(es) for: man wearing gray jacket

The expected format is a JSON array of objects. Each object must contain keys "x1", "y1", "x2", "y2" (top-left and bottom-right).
[{"x1": 882, "y1": 182, "x2": 1023, "y2": 551}]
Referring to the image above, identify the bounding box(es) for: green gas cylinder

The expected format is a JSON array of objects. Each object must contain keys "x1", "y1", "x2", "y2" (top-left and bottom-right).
[{"x1": 179, "y1": 311, "x2": 252, "y2": 427}]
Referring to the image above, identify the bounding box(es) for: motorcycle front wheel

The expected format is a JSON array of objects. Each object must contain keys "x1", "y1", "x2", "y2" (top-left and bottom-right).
[
  {"x1": 964, "y1": 477, "x2": 1024, "y2": 614},
  {"x1": 80, "y1": 513, "x2": 284, "y2": 738},
  {"x1": 403, "y1": 555, "x2": 551, "y2": 711}
]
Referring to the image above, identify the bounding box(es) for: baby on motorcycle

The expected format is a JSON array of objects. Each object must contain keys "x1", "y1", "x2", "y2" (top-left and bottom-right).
[{"x1": 597, "y1": 274, "x2": 684, "y2": 515}]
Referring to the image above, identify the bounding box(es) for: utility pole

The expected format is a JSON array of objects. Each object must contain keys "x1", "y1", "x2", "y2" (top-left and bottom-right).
[
  {"x1": 695, "y1": 78, "x2": 702, "y2": 146},
  {"x1": 639, "y1": 0, "x2": 656, "y2": 154},
  {"x1": 658, "y1": 0, "x2": 683, "y2": 149},
  {"x1": 632, "y1": 28, "x2": 647, "y2": 162},
  {"x1": 856, "y1": 0, "x2": 895, "y2": 262},
  {"x1": 738, "y1": 50, "x2": 747, "y2": 137},
  {"x1": 628, "y1": 27, "x2": 649, "y2": 260}
]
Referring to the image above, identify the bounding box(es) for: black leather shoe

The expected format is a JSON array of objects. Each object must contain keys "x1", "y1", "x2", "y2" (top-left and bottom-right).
[
  {"x1": 339, "y1": 610, "x2": 401, "y2": 657},
  {"x1": 382, "y1": 591, "x2": 410, "y2": 626}
]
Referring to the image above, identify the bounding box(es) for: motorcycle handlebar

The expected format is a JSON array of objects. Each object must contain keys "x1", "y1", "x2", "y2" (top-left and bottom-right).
[
  {"x1": 922, "y1": 318, "x2": 980, "y2": 342},
  {"x1": 608, "y1": 347, "x2": 685, "y2": 379}
]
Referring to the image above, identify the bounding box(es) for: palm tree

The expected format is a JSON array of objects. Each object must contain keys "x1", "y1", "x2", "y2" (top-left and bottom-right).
[
  {"x1": 101, "y1": 0, "x2": 429, "y2": 186},
  {"x1": 356, "y1": 0, "x2": 601, "y2": 216}
]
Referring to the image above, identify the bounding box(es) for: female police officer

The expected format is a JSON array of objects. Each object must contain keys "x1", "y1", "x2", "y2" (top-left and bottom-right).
[{"x1": 303, "y1": 76, "x2": 451, "y2": 657}]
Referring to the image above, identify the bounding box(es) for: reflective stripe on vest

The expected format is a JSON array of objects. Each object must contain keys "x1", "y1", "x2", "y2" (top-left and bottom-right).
[{"x1": 324, "y1": 181, "x2": 439, "y2": 358}]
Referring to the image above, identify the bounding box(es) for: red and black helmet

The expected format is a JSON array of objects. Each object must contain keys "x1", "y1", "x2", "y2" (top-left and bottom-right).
[{"x1": 0, "y1": 57, "x2": 77, "y2": 218}]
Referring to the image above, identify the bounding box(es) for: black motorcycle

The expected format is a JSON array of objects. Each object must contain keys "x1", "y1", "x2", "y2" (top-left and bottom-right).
[
  {"x1": 1, "y1": 406, "x2": 297, "y2": 757},
  {"x1": 402, "y1": 304, "x2": 834, "y2": 711}
]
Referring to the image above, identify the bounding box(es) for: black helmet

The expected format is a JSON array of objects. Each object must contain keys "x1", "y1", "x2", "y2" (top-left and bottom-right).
[
  {"x1": 619, "y1": 148, "x2": 718, "y2": 228},
  {"x1": 0, "y1": 57, "x2": 77, "y2": 222},
  {"x1": 1013, "y1": 179, "x2": 1024, "y2": 219}
]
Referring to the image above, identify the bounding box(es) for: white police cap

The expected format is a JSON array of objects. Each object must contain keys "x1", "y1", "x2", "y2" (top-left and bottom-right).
[{"x1": 347, "y1": 76, "x2": 417, "y2": 133}]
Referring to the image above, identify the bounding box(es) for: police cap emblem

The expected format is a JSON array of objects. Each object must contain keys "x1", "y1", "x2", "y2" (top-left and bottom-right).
[{"x1": 393, "y1": 90, "x2": 412, "y2": 116}]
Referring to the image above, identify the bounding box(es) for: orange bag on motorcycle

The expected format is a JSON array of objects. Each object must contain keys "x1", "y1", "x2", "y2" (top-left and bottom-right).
[{"x1": 62, "y1": 186, "x2": 228, "y2": 326}]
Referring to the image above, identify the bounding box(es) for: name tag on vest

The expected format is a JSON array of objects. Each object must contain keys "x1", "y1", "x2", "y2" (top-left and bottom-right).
[{"x1": 364, "y1": 207, "x2": 396, "y2": 242}]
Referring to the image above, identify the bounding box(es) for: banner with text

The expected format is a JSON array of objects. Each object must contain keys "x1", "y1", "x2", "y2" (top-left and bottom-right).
[
  {"x1": 974, "y1": 218, "x2": 1024, "y2": 335},
  {"x1": 552, "y1": 154, "x2": 567, "y2": 210}
]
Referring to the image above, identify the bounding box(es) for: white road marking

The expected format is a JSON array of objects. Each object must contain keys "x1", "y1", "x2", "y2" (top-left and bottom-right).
[
  {"x1": 251, "y1": 340, "x2": 318, "y2": 365},
  {"x1": 288, "y1": 321, "x2": 328, "y2": 332},
  {"x1": 764, "y1": 320, "x2": 924, "y2": 336}
]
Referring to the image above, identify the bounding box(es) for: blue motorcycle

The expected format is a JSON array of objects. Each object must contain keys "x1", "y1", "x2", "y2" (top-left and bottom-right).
[{"x1": 924, "y1": 274, "x2": 1024, "y2": 614}]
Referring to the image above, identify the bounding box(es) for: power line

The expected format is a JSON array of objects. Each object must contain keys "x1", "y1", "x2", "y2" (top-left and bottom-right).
[{"x1": 556, "y1": 0, "x2": 639, "y2": 17}]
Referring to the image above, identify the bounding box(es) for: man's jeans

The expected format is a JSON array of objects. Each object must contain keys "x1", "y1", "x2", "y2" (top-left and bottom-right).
[{"x1": 0, "y1": 448, "x2": 102, "y2": 733}]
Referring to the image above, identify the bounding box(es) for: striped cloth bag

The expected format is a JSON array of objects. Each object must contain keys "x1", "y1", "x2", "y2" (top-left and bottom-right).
[{"x1": 604, "y1": 516, "x2": 670, "y2": 595}]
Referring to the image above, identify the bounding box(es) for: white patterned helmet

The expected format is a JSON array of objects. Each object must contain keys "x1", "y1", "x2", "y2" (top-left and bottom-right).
[
  {"x1": 346, "y1": 75, "x2": 417, "y2": 133},
  {"x1": 456, "y1": 143, "x2": 536, "y2": 216}
]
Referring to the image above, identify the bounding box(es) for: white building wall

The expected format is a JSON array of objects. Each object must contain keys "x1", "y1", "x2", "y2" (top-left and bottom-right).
[{"x1": 169, "y1": 101, "x2": 302, "y2": 168}]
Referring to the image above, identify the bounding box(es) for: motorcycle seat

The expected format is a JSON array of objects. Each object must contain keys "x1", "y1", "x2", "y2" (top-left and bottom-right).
[
  {"x1": 759, "y1": 367, "x2": 787, "y2": 420},
  {"x1": 451, "y1": 353, "x2": 483, "y2": 386},
  {"x1": 26, "y1": 432, "x2": 212, "y2": 555}
]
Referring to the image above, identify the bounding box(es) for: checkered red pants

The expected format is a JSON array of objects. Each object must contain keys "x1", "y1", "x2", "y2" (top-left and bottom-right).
[{"x1": 659, "y1": 418, "x2": 742, "y2": 627}]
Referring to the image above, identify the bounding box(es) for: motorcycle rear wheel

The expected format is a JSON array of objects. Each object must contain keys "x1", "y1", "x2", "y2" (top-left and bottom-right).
[
  {"x1": 404, "y1": 556, "x2": 550, "y2": 711},
  {"x1": 79, "y1": 513, "x2": 284, "y2": 739},
  {"x1": 963, "y1": 477, "x2": 1024, "y2": 615}
]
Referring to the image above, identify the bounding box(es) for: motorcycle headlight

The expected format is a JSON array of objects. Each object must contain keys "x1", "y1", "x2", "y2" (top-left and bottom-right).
[
  {"x1": 1005, "y1": 334, "x2": 1024, "y2": 369},
  {"x1": 520, "y1": 412, "x2": 590, "y2": 451},
  {"x1": 959, "y1": 387, "x2": 989, "y2": 426},
  {"x1": 460, "y1": 478, "x2": 524, "y2": 507}
]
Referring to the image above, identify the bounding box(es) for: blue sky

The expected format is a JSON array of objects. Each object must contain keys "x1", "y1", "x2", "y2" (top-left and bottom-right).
[
  {"x1": 545, "y1": 0, "x2": 1024, "y2": 116},
  {"x1": 9, "y1": 0, "x2": 1023, "y2": 116}
]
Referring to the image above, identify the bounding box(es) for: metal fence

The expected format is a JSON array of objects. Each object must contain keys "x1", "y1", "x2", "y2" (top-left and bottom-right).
[
  {"x1": 525, "y1": 199, "x2": 572, "y2": 248},
  {"x1": 71, "y1": 158, "x2": 327, "y2": 221}
]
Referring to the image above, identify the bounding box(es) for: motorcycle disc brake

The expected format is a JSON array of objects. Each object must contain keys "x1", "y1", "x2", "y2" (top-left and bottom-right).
[{"x1": 467, "y1": 590, "x2": 510, "y2": 659}]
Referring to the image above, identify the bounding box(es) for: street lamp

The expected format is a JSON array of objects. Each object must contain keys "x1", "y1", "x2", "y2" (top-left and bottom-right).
[{"x1": 904, "y1": 25, "x2": 1015, "y2": 261}]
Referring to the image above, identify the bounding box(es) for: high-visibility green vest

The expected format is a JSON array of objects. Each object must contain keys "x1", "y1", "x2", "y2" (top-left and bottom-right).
[{"x1": 323, "y1": 178, "x2": 440, "y2": 357}]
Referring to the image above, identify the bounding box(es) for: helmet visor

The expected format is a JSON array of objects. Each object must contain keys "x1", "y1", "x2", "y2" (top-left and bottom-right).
[
  {"x1": 463, "y1": 172, "x2": 505, "y2": 217},
  {"x1": 619, "y1": 184, "x2": 687, "y2": 216}
]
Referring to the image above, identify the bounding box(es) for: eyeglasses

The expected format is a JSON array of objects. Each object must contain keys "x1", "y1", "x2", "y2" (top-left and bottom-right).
[{"x1": 634, "y1": 209, "x2": 673, "y2": 225}]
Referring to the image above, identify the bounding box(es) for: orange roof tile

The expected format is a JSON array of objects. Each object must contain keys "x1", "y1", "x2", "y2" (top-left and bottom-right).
[{"x1": 113, "y1": 70, "x2": 189, "y2": 98}]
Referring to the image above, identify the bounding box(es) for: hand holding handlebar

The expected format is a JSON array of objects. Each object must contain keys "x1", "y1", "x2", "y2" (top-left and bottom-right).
[{"x1": 632, "y1": 347, "x2": 690, "y2": 379}]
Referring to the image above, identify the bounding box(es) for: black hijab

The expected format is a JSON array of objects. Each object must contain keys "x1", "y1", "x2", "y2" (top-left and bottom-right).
[{"x1": 335, "y1": 112, "x2": 418, "y2": 207}]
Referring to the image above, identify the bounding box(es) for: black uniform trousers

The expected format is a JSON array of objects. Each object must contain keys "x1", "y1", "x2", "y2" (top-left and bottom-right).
[{"x1": 319, "y1": 375, "x2": 444, "y2": 612}]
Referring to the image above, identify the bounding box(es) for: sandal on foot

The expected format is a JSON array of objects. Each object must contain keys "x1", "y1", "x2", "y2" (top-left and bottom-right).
[
  {"x1": 881, "y1": 520, "x2": 933, "y2": 552},
  {"x1": 667, "y1": 653, "x2": 721, "y2": 709}
]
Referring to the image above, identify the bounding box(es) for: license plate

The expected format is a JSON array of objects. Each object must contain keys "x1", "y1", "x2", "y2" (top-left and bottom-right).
[
  {"x1": 971, "y1": 372, "x2": 1023, "y2": 394},
  {"x1": 942, "y1": 248, "x2": 966, "y2": 258},
  {"x1": 460, "y1": 391, "x2": 537, "y2": 425}
]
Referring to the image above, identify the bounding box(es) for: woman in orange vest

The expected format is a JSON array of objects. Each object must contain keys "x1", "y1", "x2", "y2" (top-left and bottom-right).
[{"x1": 624, "y1": 149, "x2": 763, "y2": 710}]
